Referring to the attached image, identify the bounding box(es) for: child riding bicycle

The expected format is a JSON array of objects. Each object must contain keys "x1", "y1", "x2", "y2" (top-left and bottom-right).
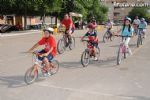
[
  {"x1": 61, "y1": 13, "x2": 75, "y2": 47},
  {"x1": 138, "y1": 18, "x2": 147, "y2": 38},
  {"x1": 116, "y1": 17, "x2": 134, "y2": 55},
  {"x1": 105, "y1": 19, "x2": 113, "y2": 35},
  {"x1": 81, "y1": 24, "x2": 99, "y2": 61},
  {"x1": 27, "y1": 27, "x2": 57, "y2": 75}
]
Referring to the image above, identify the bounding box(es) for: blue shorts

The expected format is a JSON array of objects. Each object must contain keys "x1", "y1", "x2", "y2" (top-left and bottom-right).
[
  {"x1": 38, "y1": 50, "x2": 53, "y2": 62},
  {"x1": 65, "y1": 28, "x2": 75, "y2": 34}
]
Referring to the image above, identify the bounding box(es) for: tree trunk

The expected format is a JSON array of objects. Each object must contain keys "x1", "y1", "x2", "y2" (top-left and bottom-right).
[
  {"x1": 55, "y1": 16, "x2": 57, "y2": 25},
  {"x1": 43, "y1": 13, "x2": 45, "y2": 25},
  {"x1": 24, "y1": 3, "x2": 27, "y2": 30},
  {"x1": 24, "y1": 14, "x2": 27, "y2": 30}
]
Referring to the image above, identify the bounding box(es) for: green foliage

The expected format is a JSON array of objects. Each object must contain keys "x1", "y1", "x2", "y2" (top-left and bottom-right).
[
  {"x1": 58, "y1": 0, "x2": 108, "y2": 23},
  {"x1": 0, "y1": 0, "x2": 108, "y2": 23},
  {"x1": 128, "y1": 7, "x2": 150, "y2": 21}
]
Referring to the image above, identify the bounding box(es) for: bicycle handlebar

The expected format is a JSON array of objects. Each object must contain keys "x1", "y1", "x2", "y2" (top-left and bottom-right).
[
  {"x1": 113, "y1": 35, "x2": 131, "y2": 37},
  {"x1": 81, "y1": 39, "x2": 89, "y2": 42},
  {"x1": 138, "y1": 28, "x2": 147, "y2": 29}
]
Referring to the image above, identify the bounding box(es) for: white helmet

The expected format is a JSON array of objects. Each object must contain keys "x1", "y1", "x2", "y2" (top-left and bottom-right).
[
  {"x1": 141, "y1": 18, "x2": 145, "y2": 21},
  {"x1": 44, "y1": 27, "x2": 54, "y2": 33}
]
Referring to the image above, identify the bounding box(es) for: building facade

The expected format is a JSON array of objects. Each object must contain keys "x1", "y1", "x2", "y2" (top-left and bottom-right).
[{"x1": 102, "y1": 0, "x2": 150, "y2": 21}]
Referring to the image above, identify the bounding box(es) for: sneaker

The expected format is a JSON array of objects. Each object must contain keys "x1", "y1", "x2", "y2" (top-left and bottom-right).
[
  {"x1": 43, "y1": 72, "x2": 51, "y2": 77},
  {"x1": 65, "y1": 43, "x2": 69, "y2": 47},
  {"x1": 94, "y1": 57, "x2": 98, "y2": 61},
  {"x1": 143, "y1": 35, "x2": 146, "y2": 39},
  {"x1": 128, "y1": 50, "x2": 133, "y2": 55}
]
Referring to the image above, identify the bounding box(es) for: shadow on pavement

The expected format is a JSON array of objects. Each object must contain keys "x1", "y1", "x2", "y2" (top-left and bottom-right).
[
  {"x1": 90, "y1": 56, "x2": 117, "y2": 68},
  {"x1": 60, "y1": 61, "x2": 83, "y2": 69},
  {"x1": 60, "y1": 56, "x2": 117, "y2": 69},
  {"x1": 109, "y1": 43, "x2": 136, "y2": 48},
  {"x1": 118, "y1": 95, "x2": 150, "y2": 100},
  {"x1": 0, "y1": 75, "x2": 27, "y2": 88}
]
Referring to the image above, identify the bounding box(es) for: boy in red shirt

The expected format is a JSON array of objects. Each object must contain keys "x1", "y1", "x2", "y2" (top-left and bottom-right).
[
  {"x1": 61, "y1": 13, "x2": 75, "y2": 35},
  {"x1": 27, "y1": 28, "x2": 57, "y2": 72},
  {"x1": 61, "y1": 13, "x2": 75, "y2": 46}
]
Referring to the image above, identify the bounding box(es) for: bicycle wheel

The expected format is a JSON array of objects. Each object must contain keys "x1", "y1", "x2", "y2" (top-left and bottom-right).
[
  {"x1": 110, "y1": 34, "x2": 115, "y2": 41},
  {"x1": 140, "y1": 35, "x2": 143, "y2": 45},
  {"x1": 69, "y1": 37, "x2": 75, "y2": 50},
  {"x1": 117, "y1": 48, "x2": 123, "y2": 65},
  {"x1": 137, "y1": 35, "x2": 141, "y2": 47},
  {"x1": 95, "y1": 46, "x2": 100, "y2": 60},
  {"x1": 57, "y1": 38, "x2": 66, "y2": 54},
  {"x1": 103, "y1": 32, "x2": 109, "y2": 43},
  {"x1": 48, "y1": 60, "x2": 59, "y2": 75},
  {"x1": 124, "y1": 52, "x2": 127, "y2": 59},
  {"x1": 81, "y1": 50, "x2": 90, "y2": 67},
  {"x1": 24, "y1": 66, "x2": 38, "y2": 85}
]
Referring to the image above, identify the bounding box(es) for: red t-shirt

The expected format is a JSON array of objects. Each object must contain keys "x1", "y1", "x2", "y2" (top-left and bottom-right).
[
  {"x1": 61, "y1": 18, "x2": 75, "y2": 29},
  {"x1": 38, "y1": 36, "x2": 57, "y2": 57}
]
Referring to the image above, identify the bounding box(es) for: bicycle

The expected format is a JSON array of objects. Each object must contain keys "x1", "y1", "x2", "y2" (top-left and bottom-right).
[
  {"x1": 116, "y1": 35, "x2": 131, "y2": 65},
  {"x1": 103, "y1": 28, "x2": 114, "y2": 43},
  {"x1": 137, "y1": 28, "x2": 145, "y2": 47},
  {"x1": 81, "y1": 39, "x2": 100, "y2": 67},
  {"x1": 57, "y1": 29, "x2": 75, "y2": 54},
  {"x1": 24, "y1": 51, "x2": 59, "y2": 85}
]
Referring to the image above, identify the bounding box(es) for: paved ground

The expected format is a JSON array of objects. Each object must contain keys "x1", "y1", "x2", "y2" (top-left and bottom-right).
[{"x1": 0, "y1": 26, "x2": 150, "y2": 100}]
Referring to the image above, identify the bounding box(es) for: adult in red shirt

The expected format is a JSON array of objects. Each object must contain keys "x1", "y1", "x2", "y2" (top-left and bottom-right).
[
  {"x1": 61, "y1": 13, "x2": 75, "y2": 35},
  {"x1": 27, "y1": 28, "x2": 57, "y2": 72}
]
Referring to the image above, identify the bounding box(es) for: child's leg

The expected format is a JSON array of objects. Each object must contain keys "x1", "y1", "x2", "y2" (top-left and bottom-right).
[
  {"x1": 42, "y1": 57, "x2": 50, "y2": 71},
  {"x1": 125, "y1": 37, "x2": 132, "y2": 55}
]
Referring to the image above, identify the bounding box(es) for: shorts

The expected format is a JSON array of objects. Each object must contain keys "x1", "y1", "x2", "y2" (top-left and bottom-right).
[
  {"x1": 65, "y1": 28, "x2": 75, "y2": 34},
  {"x1": 89, "y1": 41, "x2": 98, "y2": 48},
  {"x1": 38, "y1": 50, "x2": 54, "y2": 62}
]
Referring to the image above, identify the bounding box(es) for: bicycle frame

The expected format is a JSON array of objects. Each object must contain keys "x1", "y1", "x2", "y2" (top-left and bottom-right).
[
  {"x1": 119, "y1": 42, "x2": 126, "y2": 54},
  {"x1": 83, "y1": 40, "x2": 97, "y2": 56},
  {"x1": 32, "y1": 54, "x2": 44, "y2": 70}
]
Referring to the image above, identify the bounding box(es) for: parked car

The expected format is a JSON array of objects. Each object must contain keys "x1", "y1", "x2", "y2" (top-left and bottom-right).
[{"x1": 0, "y1": 24, "x2": 19, "y2": 33}]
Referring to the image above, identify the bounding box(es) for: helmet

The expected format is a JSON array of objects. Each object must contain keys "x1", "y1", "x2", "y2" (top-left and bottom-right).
[
  {"x1": 141, "y1": 18, "x2": 145, "y2": 21},
  {"x1": 92, "y1": 19, "x2": 96, "y2": 22},
  {"x1": 44, "y1": 27, "x2": 54, "y2": 33},
  {"x1": 87, "y1": 23, "x2": 95, "y2": 29},
  {"x1": 125, "y1": 17, "x2": 132, "y2": 22}
]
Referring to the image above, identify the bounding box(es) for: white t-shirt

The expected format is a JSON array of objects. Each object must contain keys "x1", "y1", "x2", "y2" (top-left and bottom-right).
[
  {"x1": 133, "y1": 19, "x2": 140, "y2": 25},
  {"x1": 106, "y1": 22, "x2": 113, "y2": 29}
]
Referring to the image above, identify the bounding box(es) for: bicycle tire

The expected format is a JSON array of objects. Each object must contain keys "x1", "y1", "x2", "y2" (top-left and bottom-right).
[
  {"x1": 57, "y1": 38, "x2": 66, "y2": 54},
  {"x1": 124, "y1": 52, "x2": 127, "y2": 59},
  {"x1": 117, "y1": 48, "x2": 123, "y2": 65},
  {"x1": 81, "y1": 50, "x2": 90, "y2": 67},
  {"x1": 96, "y1": 46, "x2": 100, "y2": 60},
  {"x1": 48, "y1": 60, "x2": 59, "y2": 75},
  {"x1": 103, "y1": 32, "x2": 109, "y2": 43},
  {"x1": 69, "y1": 37, "x2": 75, "y2": 50},
  {"x1": 24, "y1": 66, "x2": 38, "y2": 85},
  {"x1": 137, "y1": 36, "x2": 140, "y2": 47}
]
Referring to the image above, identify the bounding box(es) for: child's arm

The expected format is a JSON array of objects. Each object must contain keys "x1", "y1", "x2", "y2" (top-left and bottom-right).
[
  {"x1": 81, "y1": 32, "x2": 88, "y2": 40},
  {"x1": 27, "y1": 43, "x2": 39, "y2": 53}
]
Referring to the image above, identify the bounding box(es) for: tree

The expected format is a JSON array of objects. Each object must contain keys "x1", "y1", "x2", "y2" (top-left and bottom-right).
[
  {"x1": 128, "y1": 7, "x2": 150, "y2": 22},
  {"x1": 0, "y1": 0, "x2": 108, "y2": 27},
  {"x1": 59, "y1": 0, "x2": 108, "y2": 23},
  {"x1": 0, "y1": 0, "x2": 62, "y2": 29}
]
